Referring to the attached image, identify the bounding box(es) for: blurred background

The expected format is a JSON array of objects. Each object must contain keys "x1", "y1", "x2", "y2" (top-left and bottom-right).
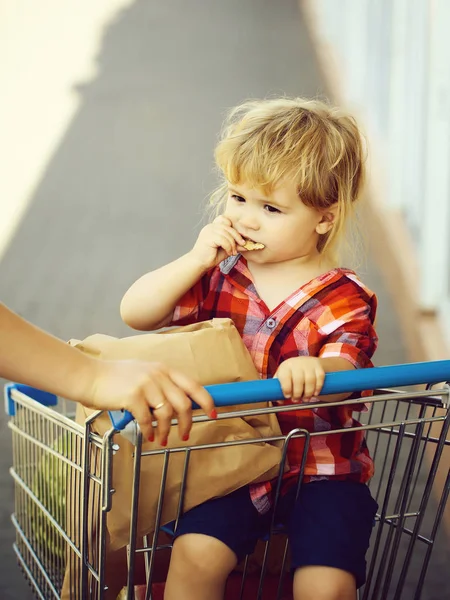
[
  {"x1": 0, "y1": 0, "x2": 448, "y2": 598},
  {"x1": 310, "y1": 0, "x2": 450, "y2": 365}
]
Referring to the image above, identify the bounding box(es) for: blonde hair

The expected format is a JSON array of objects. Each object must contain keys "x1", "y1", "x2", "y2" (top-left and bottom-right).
[{"x1": 211, "y1": 97, "x2": 366, "y2": 260}]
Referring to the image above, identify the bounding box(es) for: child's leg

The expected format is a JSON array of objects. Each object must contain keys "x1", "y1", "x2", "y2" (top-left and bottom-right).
[
  {"x1": 164, "y1": 486, "x2": 264, "y2": 600},
  {"x1": 284, "y1": 480, "x2": 377, "y2": 600},
  {"x1": 292, "y1": 566, "x2": 356, "y2": 600},
  {"x1": 165, "y1": 533, "x2": 236, "y2": 600}
]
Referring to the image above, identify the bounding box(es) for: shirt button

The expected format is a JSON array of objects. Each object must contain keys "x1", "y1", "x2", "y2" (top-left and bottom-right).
[{"x1": 266, "y1": 318, "x2": 277, "y2": 329}]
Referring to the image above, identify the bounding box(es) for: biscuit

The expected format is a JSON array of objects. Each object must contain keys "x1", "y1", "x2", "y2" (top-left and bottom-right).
[{"x1": 242, "y1": 240, "x2": 265, "y2": 251}]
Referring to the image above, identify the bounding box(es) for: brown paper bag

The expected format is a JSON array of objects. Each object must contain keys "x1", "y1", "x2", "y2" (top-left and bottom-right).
[
  {"x1": 70, "y1": 318, "x2": 260, "y2": 383},
  {"x1": 62, "y1": 319, "x2": 283, "y2": 599}
]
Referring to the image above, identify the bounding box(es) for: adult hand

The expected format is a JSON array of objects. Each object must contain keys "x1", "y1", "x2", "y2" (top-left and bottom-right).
[{"x1": 86, "y1": 359, "x2": 216, "y2": 444}]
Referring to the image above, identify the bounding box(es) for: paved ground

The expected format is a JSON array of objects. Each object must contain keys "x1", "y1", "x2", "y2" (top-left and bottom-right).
[{"x1": 0, "y1": 1, "x2": 447, "y2": 598}]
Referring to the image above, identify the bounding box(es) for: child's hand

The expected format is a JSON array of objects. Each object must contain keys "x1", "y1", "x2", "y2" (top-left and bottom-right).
[
  {"x1": 275, "y1": 357, "x2": 325, "y2": 403},
  {"x1": 190, "y1": 216, "x2": 246, "y2": 270}
]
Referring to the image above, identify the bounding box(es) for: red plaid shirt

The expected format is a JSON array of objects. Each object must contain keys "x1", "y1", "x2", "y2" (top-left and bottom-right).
[{"x1": 171, "y1": 255, "x2": 378, "y2": 513}]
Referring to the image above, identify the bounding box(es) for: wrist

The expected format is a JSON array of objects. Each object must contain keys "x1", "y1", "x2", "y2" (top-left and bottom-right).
[
  {"x1": 67, "y1": 354, "x2": 102, "y2": 406},
  {"x1": 318, "y1": 357, "x2": 354, "y2": 373},
  {"x1": 185, "y1": 250, "x2": 213, "y2": 274}
]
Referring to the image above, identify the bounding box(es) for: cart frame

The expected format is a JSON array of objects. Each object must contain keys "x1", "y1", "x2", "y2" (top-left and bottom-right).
[{"x1": 5, "y1": 361, "x2": 450, "y2": 600}]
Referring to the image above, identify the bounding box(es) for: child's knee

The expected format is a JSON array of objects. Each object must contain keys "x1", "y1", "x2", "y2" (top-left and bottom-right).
[
  {"x1": 293, "y1": 566, "x2": 356, "y2": 600},
  {"x1": 171, "y1": 533, "x2": 237, "y2": 579}
]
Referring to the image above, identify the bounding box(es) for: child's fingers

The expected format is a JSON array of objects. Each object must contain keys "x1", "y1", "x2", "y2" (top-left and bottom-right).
[
  {"x1": 214, "y1": 215, "x2": 233, "y2": 227},
  {"x1": 314, "y1": 367, "x2": 326, "y2": 397},
  {"x1": 303, "y1": 371, "x2": 317, "y2": 401},
  {"x1": 215, "y1": 216, "x2": 245, "y2": 247},
  {"x1": 227, "y1": 227, "x2": 246, "y2": 247},
  {"x1": 216, "y1": 225, "x2": 246, "y2": 253},
  {"x1": 214, "y1": 232, "x2": 237, "y2": 256},
  {"x1": 220, "y1": 229, "x2": 241, "y2": 254},
  {"x1": 274, "y1": 369, "x2": 292, "y2": 400},
  {"x1": 291, "y1": 369, "x2": 305, "y2": 401}
]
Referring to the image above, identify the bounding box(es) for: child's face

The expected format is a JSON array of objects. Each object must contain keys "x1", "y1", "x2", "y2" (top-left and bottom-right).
[{"x1": 224, "y1": 180, "x2": 333, "y2": 266}]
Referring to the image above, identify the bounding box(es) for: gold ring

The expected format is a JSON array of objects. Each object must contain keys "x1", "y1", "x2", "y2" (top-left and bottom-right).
[{"x1": 153, "y1": 402, "x2": 166, "y2": 411}]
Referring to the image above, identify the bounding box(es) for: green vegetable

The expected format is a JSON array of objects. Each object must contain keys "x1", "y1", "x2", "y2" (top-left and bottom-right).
[{"x1": 29, "y1": 433, "x2": 70, "y2": 566}]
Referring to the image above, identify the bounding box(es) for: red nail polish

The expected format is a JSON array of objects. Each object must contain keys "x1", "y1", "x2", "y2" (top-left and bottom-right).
[
  {"x1": 148, "y1": 434, "x2": 154, "y2": 442},
  {"x1": 210, "y1": 409, "x2": 218, "y2": 419},
  {"x1": 182, "y1": 434, "x2": 189, "y2": 442},
  {"x1": 161, "y1": 438, "x2": 168, "y2": 447}
]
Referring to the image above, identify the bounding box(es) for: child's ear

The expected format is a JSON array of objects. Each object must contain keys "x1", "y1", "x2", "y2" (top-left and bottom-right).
[{"x1": 316, "y1": 207, "x2": 337, "y2": 235}]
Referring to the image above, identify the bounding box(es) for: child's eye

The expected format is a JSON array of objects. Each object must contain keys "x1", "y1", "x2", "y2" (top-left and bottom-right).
[
  {"x1": 264, "y1": 204, "x2": 281, "y2": 214},
  {"x1": 231, "y1": 194, "x2": 245, "y2": 203}
]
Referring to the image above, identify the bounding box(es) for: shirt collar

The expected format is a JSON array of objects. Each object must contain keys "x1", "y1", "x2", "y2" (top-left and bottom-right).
[
  {"x1": 219, "y1": 255, "x2": 261, "y2": 302},
  {"x1": 219, "y1": 256, "x2": 359, "y2": 314}
]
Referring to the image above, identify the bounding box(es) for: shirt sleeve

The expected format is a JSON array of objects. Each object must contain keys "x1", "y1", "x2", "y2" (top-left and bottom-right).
[
  {"x1": 318, "y1": 292, "x2": 378, "y2": 370},
  {"x1": 169, "y1": 268, "x2": 215, "y2": 326}
]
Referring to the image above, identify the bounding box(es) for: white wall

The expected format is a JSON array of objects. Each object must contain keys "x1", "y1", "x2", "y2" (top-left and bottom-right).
[{"x1": 314, "y1": 0, "x2": 450, "y2": 342}]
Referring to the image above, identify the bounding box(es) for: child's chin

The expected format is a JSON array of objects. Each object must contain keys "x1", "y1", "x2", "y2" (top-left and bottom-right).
[{"x1": 245, "y1": 251, "x2": 266, "y2": 261}]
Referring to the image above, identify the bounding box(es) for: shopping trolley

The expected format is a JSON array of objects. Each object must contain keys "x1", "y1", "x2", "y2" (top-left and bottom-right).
[{"x1": 5, "y1": 360, "x2": 450, "y2": 600}]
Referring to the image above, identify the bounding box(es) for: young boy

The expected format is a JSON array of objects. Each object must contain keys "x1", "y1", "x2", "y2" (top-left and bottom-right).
[{"x1": 121, "y1": 98, "x2": 378, "y2": 600}]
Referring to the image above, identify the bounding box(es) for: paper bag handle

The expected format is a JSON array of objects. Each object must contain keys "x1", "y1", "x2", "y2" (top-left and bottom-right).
[{"x1": 108, "y1": 359, "x2": 450, "y2": 431}]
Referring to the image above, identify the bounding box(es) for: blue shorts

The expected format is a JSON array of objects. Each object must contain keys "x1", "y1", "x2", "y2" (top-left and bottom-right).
[{"x1": 173, "y1": 480, "x2": 377, "y2": 589}]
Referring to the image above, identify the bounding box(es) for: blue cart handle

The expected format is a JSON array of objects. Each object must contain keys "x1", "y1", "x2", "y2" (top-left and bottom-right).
[{"x1": 109, "y1": 359, "x2": 450, "y2": 431}]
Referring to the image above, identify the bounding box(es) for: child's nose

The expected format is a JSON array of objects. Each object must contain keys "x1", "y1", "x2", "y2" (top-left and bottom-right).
[{"x1": 239, "y1": 212, "x2": 260, "y2": 230}]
